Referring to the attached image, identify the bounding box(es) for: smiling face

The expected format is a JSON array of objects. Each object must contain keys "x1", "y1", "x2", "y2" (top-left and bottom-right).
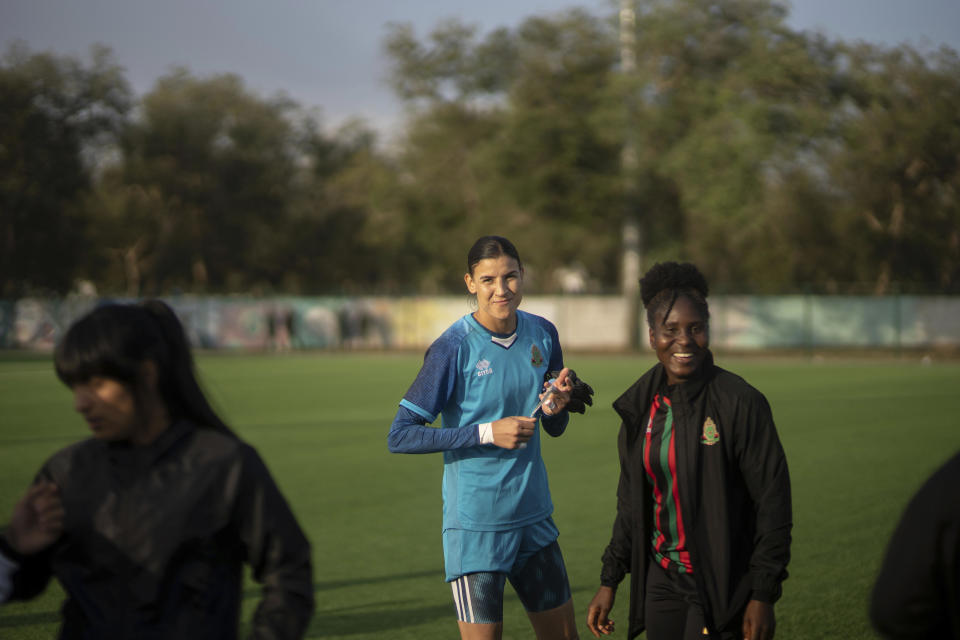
[
  {"x1": 71, "y1": 376, "x2": 140, "y2": 442},
  {"x1": 465, "y1": 255, "x2": 524, "y2": 334},
  {"x1": 649, "y1": 294, "x2": 710, "y2": 385}
]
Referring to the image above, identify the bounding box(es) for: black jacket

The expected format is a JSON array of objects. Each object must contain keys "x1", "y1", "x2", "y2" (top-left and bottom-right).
[
  {"x1": 599, "y1": 352, "x2": 791, "y2": 639},
  {"x1": 870, "y1": 450, "x2": 960, "y2": 639},
  {"x1": 1, "y1": 421, "x2": 314, "y2": 640}
]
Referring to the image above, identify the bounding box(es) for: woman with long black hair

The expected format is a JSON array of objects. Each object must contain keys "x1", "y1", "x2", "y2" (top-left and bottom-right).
[{"x1": 0, "y1": 300, "x2": 314, "y2": 639}]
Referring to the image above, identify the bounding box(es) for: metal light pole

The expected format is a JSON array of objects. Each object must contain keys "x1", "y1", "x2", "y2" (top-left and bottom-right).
[{"x1": 620, "y1": 0, "x2": 643, "y2": 349}]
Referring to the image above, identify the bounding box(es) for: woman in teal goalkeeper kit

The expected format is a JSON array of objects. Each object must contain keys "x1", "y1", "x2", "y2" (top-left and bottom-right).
[{"x1": 388, "y1": 236, "x2": 581, "y2": 640}]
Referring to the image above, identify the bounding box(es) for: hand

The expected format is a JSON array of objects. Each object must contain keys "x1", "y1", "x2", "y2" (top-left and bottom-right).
[
  {"x1": 491, "y1": 416, "x2": 537, "y2": 449},
  {"x1": 544, "y1": 368, "x2": 595, "y2": 414},
  {"x1": 8, "y1": 482, "x2": 65, "y2": 555},
  {"x1": 742, "y1": 600, "x2": 775, "y2": 640},
  {"x1": 540, "y1": 367, "x2": 573, "y2": 416},
  {"x1": 586, "y1": 586, "x2": 616, "y2": 637}
]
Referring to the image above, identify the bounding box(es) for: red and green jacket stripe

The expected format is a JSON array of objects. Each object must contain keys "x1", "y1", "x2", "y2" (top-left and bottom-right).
[{"x1": 643, "y1": 393, "x2": 693, "y2": 573}]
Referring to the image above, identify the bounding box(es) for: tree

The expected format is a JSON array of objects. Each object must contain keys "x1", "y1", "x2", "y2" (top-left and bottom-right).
[
  {"x1": 0, "y1": 43, "x2": 131, "y2": 296},
  {"x1": 826, "y1": 43, "x2": 960, "y2": 293},
  {"x1": 384, "y1": 11, "x2": 624, "y2": 292},
  {"x1": 380, "y1": 2, "x2": 859, "y2": 293},
  {"x1": 281, "y1": 117, "x2": 399, "y2": 293},
  {"x1": 87, "y1": 71, "x2": 389, "y2": 296},
  {"x1": 111, "y1": 70, "x2": 299, "y2": 293},
  {"x1": 495, "y1": 11, "x2": 623, "y2": 289},
  {"x1": 384, "y1": 20, "x2": 521, "y2": 292},
  {"x1": 621, "y1": 0, "x2": 847, "y2": 290}
]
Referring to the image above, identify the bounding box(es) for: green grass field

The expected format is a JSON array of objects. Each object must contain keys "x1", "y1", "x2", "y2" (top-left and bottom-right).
[{"x1": 1, "y1": 352, "x2": 958, "y2": 639}]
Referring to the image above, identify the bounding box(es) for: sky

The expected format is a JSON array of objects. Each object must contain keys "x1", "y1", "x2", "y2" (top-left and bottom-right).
[{"x1": 2, "y1": 0, "x2": 959, "y2": 138}]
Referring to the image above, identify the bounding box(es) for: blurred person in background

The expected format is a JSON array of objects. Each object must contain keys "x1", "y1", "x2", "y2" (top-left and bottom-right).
[
  {"x1": 870, "y1": 450, "x2": 960, "y2": 639},
  {"x1": 388, "y1": 235, "x2": 593, "y2": 640},
  {"x1": 586, "y1": 262, "x2": 791, "y2": 640},
  {"x1": 0, "y1": 300, "x2": 314, "y2": 639}
]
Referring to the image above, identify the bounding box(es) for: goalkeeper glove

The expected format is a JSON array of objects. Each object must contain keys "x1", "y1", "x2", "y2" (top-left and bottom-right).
[{"x1": 545, "y1": 369, "x2": 594, "y2": 414}]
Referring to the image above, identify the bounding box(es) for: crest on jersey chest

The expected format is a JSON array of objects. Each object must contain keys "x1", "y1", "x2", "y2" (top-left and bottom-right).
[{"x1": 530, "y1": 344, "x2": 544, "y2": 367}]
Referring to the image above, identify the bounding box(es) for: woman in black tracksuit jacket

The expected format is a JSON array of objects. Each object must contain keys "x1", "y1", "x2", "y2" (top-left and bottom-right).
[
  {"x1": 0, "y1": 301, "x2": 314, "y2": 639},
  {"x1": 587, "y1": 262, "x2": 792, "y2": 640}
]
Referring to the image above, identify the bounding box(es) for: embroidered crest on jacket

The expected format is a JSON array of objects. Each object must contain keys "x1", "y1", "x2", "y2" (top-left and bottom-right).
[{"x1": 701, "y1": 417, "x2": 720, "y2": 445}]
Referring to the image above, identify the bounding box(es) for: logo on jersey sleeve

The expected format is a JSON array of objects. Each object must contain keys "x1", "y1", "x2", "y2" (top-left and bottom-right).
[
  {"x1": 476, "y1": 359, "x2": 493, "y2": 377},
  {"x1": 701, "y1": 417, "x2": 720, "y2": 445},
  {"x1": 530, "y1": 345, "x2": 544, "y2": 367}
]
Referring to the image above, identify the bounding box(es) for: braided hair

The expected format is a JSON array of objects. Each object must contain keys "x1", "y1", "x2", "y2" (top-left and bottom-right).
[{"x1": 639, "y1": 262, "x2": 710, "y2": 328}]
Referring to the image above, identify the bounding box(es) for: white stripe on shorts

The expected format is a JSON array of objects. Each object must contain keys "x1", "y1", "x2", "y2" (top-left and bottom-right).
[
  {"x1": 452, "y1": 578, "x2": 464, "y2": 621},
  {"x1": 464, "y1": 575, "x2": 475, "y2": 622},
  {"x1": 451, "y1": 575, "x2": 476, "y2": 623}
]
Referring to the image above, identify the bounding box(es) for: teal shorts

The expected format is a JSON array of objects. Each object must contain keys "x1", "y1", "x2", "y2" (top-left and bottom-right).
[{"x1": 442, "y1": 516, "x2": 560, "y2": 582}]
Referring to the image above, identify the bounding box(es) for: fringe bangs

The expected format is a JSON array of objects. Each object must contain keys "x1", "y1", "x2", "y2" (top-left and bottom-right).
[{"x1": 54, "y1": 307, "x2": 143, "y2": 387}]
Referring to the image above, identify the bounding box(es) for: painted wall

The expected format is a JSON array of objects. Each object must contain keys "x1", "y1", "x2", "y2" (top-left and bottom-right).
[{"x1": 3, "y1": 294, "x2": 958, "y2": 351}]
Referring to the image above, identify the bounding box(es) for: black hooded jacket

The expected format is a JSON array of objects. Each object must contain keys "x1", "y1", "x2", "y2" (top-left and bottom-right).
[
  {"x1": 1, "y1": 421, "x2": 314, "y2": 640},
  {"x1": 599, "y1": 352, "x2": 791, "y2": 638},
  {"x1": 870, "y1": 450, "x2": 960, "y2": 639}
]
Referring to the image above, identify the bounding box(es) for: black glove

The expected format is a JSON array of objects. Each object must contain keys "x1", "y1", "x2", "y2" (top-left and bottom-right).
[{"x1": 545, "y1": 369, "x2": 594, "y2": 414}]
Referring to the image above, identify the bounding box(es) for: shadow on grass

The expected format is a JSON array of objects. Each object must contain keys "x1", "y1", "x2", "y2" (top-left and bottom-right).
[
  {"x1": 0, "y1": 611, "x2": 60, "y2": 628},
  {"x1": 243, "y1": 568, "x2": 443, "y2": 600},
  {"x1": 0, "y1": 602, "x2": 452, "y2": 637},
  {"x1": 305, "y1": 601, "x2": 452, "y2": 638},
  {"x1": 242, "y1": 569, "x2": 598, "y2": 637},
  {"x1": 242, "y1": 569, "x2": 451, "y2": 637},
  {"x1": 2, "y1": 571, "x2": 574, "y2": 636}
]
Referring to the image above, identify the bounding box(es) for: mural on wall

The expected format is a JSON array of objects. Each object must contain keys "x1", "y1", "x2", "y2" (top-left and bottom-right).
[{"x1": 3, "y1": 295, "x2": 959, "y2": 352}]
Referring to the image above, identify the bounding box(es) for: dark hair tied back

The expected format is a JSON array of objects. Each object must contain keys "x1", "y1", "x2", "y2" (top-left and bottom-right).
[
  {"x1": 639, "y1": 261, "x2": 710, "y2": 326},
  {"x1": 466, "y1": 236, "x2": 522, "y2": 275}
]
